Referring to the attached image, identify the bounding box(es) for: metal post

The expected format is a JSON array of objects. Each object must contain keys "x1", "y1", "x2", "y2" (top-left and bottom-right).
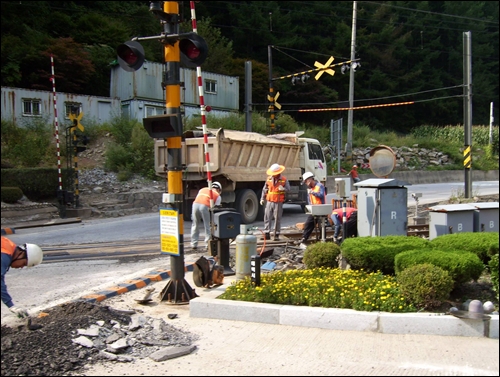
[
  {"x1": 268, "y1": 45, "x2": 275, "y2": 132},
  {"x1": 346, "y1": 1, "x2": 357, "y2": 164},
  {"x1": 463, "y1": 31, "x2": 472, "y2": 198},
  {"x1": 159, "y1": 1, "x2": 196, "y2": 304},
  {"x1": 245, "y1": 61, "x2": 252, "y2": 132}
]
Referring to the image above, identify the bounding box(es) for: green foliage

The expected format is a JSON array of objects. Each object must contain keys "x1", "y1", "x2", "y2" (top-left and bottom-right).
[
  {"x1": 219, "y1": 268, "x2": 416, "y2": 313},
  {"x1": 488, "y1": 254, "x2": 499, "y2": 302},
  {"x1": 396, "y1": 263, "x2": 454, "y2": 310},
  {"x1": 429, "y1": 232, "x2": 499, "y2": 265},
  {"x1": 394, "y1": 249, "x2": 485, "y2": 287},
  {"x1": 0, "y1": 187, "x2": 24, "y2": 203},
  {"x1": 1, "y1": 119, "x2": 54, "y2": 168},
  {"x1": 103, "y1": 120, "x2": 155, "y2": 180},
  {"x1": 340, "y1": 236, "x2": 431, "y2": 275},
  {"x1": 303, "y1": 242, "x2": 341, "y2": 269},
  {"x1": 1, "y1": 168, "x2": 72, "y2": 200}
]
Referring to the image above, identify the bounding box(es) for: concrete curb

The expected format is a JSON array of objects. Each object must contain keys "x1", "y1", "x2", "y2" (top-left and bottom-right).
[
  {"x1": 1, "y1": 218, "x2": 82, "y2": 234},
  {"x1": 190, "y1": 296, "x2": 499, "y2": 339},
  {"x1": 79, "y1": 264, "x2": 195, "y2": 303}
]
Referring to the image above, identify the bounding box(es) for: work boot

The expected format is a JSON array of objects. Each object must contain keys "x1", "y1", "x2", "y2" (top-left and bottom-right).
[
  {"x1": 273, "y1": 234, "x2": 279, "y2": 241},
  {"x1": 264, "y1": 233, "x2": 270, "y2": 240}
]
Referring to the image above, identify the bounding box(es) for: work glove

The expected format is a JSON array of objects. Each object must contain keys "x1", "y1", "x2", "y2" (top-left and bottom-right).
[
  {"x1": 307, "y1": 189, "x2": 312, "y2": 194},
  {"x1": 9, "y1": 306, "x2": 29, "y2": 319},
  {"x1": 260, "y1": 199, "x2": 265, "y2": 206},
  {"x1": 277, "y1": 185, "x2": 284, "y2": 191}
]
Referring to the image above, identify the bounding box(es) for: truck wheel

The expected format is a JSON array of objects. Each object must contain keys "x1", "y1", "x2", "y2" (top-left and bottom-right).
[
  {"x1": 255, "y1": 189, "x2": 265, "y2": 221},
  {"x1": 235, "y1": 189, "x2": 258, "y2": 224}
]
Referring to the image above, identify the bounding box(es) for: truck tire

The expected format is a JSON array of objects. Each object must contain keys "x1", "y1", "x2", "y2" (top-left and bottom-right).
[
  {"x1": 235, "y1": 189, "x2": 259, "y2": 224},
  {"x1": 255, "y1": 189, "x2": 265, "y2": 221}
]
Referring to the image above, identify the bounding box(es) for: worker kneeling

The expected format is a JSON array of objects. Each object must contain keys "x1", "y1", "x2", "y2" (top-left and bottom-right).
[{"x1": 328, "y1": 207, "x2": 358, "y2": 243}]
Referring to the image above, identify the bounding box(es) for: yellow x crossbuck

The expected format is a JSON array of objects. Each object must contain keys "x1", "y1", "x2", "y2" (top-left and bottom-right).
[{"x1": 314, "y1": 56, "x2": 335, "y2": 80}]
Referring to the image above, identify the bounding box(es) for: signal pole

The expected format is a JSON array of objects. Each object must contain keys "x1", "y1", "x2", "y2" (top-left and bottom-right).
[
  {"x1": 157, "y1": 1, "x2": 196, "y2": 303},
  {"x1": 116, "y1": 1, "x2": 208, "y2": 304},
  {"x1": 346, "y1": 1, "x2": 358, "y2": 164}
]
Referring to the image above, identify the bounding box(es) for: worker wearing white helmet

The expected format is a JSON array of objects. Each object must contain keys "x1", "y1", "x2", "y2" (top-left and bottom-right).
[
  {"x1": 1, "y1": 236, "x2": 43, "y2": 318},
  {"x1": 296, "y1": 172, "x2": 326, "y2": 247},
  {"x1": 191, "y1": 182, "x2": 222, "y2": 251}
]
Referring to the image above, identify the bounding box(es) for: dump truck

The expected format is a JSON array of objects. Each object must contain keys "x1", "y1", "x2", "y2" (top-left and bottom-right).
[{"x1": 154, "y1": 128, "x2": 327, "y2": 224}]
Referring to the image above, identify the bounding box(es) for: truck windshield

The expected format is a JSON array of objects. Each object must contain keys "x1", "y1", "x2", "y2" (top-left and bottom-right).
[{"x1": 308, "y1": 143, "x2": 325, "y2": 162}]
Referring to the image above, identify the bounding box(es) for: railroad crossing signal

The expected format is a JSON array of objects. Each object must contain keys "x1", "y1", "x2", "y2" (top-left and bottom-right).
[
  {"x1": 268, "y1": 91, "x2": 281, "y2": 110},
  {"x1": 69, "y1": 112, "x2": 84, "y2": 132},
  {"x1": 314, "y1": 56, "x2": 335, "y2": 80}
]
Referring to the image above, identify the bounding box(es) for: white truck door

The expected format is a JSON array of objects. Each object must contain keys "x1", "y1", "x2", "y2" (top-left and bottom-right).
[{"x1": 302, "y1": 140, "x2": 327, "y2": 183}]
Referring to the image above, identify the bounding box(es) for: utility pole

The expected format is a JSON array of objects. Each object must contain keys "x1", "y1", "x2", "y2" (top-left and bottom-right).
[
  {"x1": 268, "y1": 45, "x2": 276, "y2": 133},
  {"x1": 346, "y1": 1, "x2": 358, "y2": 164},
  {"x1": 245, "y1": 61, "x2": 252, "y2": 132},
  {"x1": 463, "y1": 31, "x2": 472, "y2": 198}
]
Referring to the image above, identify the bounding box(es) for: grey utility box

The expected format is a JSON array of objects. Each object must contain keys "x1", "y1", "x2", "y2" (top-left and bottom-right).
[
  {"x1": 428, "y1": 204, "x2": 475, "y2": 240},
  {"x1": 355, "y1": 178, "x2": 410, "y2": 237},
  {"x1": 468, "y1": 202, "x2": 499, "y2": 233}
]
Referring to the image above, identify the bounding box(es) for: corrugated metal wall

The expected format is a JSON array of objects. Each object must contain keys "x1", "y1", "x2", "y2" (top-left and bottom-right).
[{"x1": 1, "y1": 87, "x2": 120, "y2": 126}]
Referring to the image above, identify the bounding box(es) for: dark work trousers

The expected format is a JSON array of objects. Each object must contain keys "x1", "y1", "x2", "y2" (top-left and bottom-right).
[
  {"x1": 263, "y1": 201, "x2": 284, "y2": 236},
  {"x1": 302, "y1": 214, "x2": 319, "y2": 241}
]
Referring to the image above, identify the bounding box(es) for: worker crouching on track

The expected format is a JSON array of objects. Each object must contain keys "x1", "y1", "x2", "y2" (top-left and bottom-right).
[{"x1": 328, "y1": 207, "x2": 358, "y2": 243}]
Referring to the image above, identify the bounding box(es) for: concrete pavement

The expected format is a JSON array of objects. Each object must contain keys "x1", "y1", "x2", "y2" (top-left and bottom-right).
[{"x1": 78, "y1": 266, "x2": 499, "y2": 377}]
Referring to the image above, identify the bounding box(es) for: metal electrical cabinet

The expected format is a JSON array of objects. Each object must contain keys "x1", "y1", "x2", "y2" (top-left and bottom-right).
[
  {"x1": 355, "y1": 179, "x2": 410, "y2": 237},
  {"x1": 468, "y1": 202, "x2": 499, "y2": 233},
  {"x1": 428, "y1": 204, "x2": 475, "y2": 240}
]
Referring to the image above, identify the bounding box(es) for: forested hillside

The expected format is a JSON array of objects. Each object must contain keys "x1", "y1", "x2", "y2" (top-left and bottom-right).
[{"x1": 1, "y1": 1, "x2": 498, "y2": 131}]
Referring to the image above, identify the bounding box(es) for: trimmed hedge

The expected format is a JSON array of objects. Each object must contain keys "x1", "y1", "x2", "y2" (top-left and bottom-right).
[
  {"x1": 303, "y1": 242, "x2": 341, "y2": 269},
  {"x1": 340, "y1": 235, "x2": 431, "y2": 275},
  {"x1": 429, "y1": 232, "x2": 499, "y2": 264},
  {"x1": 1, "y1": 168, "x2": 73, "y2": 201},
  {"x1": 394, "y1": 249, "x2": 484, "y2": 286},
  {"x1": 1, "y1": 187, "x2": 24, "y2": 203}
]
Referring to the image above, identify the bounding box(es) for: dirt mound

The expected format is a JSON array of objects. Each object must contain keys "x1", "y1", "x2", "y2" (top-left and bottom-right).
[{"x1": 0, "y1": 301, "x2": 196, "y2": 376}]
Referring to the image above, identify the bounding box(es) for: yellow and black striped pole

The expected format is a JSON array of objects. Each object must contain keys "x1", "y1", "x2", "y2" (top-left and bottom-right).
[{"x1": 158, "y1": 1, "x2": 196, "y2": 303}]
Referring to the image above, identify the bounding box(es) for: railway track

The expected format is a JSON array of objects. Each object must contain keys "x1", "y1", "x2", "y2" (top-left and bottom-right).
[{"x1": 42, "y1": 224, "x2": 430, "y2": 262}]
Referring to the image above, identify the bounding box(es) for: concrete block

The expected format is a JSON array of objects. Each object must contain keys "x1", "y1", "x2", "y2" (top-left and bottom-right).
[
  {"x1": 378, "y1": 313, "x2": 488, "y2": 337},
  {"x1": 280, "y1": 306, "x2": 379, "y2": 332},
  {"x1": 190, "y1": 297, "x2": 281, "y2": 324},
  {"x1": 488, "y1": 315, "x2": 498, "y2": 339},
  {"x1": 149, "y1": 345, "x2": 197, "y2": 362}
]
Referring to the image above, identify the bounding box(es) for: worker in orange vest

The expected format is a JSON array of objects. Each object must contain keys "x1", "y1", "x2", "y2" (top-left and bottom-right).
[
  {"x1": 260, "y1": 163, "x2": 290, "y2": 241},
  {"x1": 190, "y1": 182, "x2": 222, "y2": 251},
  {"x1": 1, "y1": 236, "x2": 43, "y2": 318},
  {"x1": 296, "y1": 172, "x2": 326, "y2": 246},
  {"x1": 349, "y1": 165, "x2": 360, "y2": 183}
]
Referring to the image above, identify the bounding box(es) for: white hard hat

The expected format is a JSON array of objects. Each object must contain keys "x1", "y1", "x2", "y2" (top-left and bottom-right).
[
  {"x1": 25, "y1": 243, "x2": 43, "y2": 267},
  {"x1": 302, "y1": 172, "x2": 314, "y2": 181},
  {"x1": 212, "y1": 182, "x2": 222, "y2": 190}
]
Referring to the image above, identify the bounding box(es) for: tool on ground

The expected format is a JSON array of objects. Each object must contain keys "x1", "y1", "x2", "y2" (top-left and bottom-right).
[
  {"x1": 135, "y1": 287, "x2": 155, "y2": 304},
  {"x1": 26, "y1": 317, "x2": 43, "y2": 331}
]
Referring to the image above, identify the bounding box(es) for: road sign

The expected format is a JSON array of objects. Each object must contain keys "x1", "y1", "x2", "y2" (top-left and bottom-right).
[
  {"x1": 68, "y1": 112, "x2": 84, "y2": 132},
  {"x1": 314, "y1": 56, "x2": 335, "y2": 80}
]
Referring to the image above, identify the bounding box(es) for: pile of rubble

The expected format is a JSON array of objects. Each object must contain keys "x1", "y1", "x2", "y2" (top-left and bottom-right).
[{"x1": 1, "y1": 301, "x2": 197, "y2": 376}]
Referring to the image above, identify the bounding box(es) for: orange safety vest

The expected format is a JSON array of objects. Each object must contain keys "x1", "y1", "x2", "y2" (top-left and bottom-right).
[
  {"x1": 1, "y1": 236, "x2": 17, "y2": 257},
  {"x1": 265, "y1": 176, "x2": 287, "y2": 203},
  {"x1": 194, "y1": 187, "x2": 220, "y2": 207},
  {"x1": 308, "y1": 182, "x2": 325, "y2": 205}
]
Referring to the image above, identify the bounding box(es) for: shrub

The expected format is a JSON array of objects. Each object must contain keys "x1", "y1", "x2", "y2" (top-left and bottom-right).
[
  {"x1": 1, "y1": 187, "x2": 24, "y2": 203},
  {"x1": 488, "y1": 254, "x2": 499, "y2": 302},
  {"x1": 303, "y1": 242, "x2": 341, "y2": 269},
  {"x1": 396, "y1": 263, "x2": 454, "y2": 310},
  {"x1": 341, "y1": 236, "x2": 430, "y2": 275},
  {"x1": 394, "y1": 249, "x2": 484, "y2": 287},
  {"x1": 429, "y1": 232, "x2": 499, "y2": 264}
]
